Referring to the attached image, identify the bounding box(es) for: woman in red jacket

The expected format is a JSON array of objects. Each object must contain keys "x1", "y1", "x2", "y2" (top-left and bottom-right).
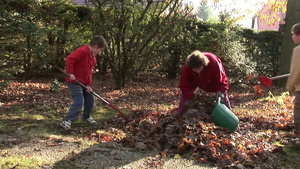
[
  {"x1": 177, "y1": 50, "x2": 231, "y2": 115},
  {"x1": 60, "y1": 35, "x2": 107, "y2": 130}
]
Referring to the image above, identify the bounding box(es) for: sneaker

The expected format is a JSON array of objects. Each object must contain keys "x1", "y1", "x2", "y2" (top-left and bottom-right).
[
  {"x1": 291, "y1": 137, "x2": 300, "y2": 143},
  {"x1": 83, "y1": 117, "x2": 97, "y2": 125},
  {"x1": 60, "y1": 120, "x2": 71, "y2": 130}
]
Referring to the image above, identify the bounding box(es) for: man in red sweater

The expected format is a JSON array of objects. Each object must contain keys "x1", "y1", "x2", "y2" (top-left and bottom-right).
[
  {"x1": 60, "y1": 35, "x2": 107, "y2": 130},
  {"x1": 177, "y1": 50, "x2": 231, "y2": 115}
]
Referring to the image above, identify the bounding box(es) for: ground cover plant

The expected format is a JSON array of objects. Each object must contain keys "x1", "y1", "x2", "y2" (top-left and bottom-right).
[{"x1": 0, "y1": 73, "x2": 300, "y2": 168}]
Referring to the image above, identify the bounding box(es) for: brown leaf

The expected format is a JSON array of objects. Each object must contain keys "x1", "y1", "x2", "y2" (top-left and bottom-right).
[{"x1": 47, "y1": 142, "x2": 57, "y2": 146}]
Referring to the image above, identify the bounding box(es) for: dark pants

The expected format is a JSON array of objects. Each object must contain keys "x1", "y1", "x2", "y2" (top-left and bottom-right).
[
  {"x1": 64, "y1": 83, "x2": 94, "y2": 121},
  {"x1": 294, "y1": 92, "x2": 300, "y2": 137}
]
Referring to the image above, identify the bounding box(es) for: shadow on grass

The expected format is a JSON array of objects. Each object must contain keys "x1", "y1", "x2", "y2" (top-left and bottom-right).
[{"x1": 273, "y1": 143, "x2": 300, "y2": 167}]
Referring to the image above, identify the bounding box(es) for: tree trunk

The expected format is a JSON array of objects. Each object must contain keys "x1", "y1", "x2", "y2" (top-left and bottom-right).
[
  {"x1": 96, "y1": 55, "x2": 108, "y2": 75},
  {"x1": 167, "y1": 47, "x2": 181, "y2": 79},
  {"x1": 24, "y1": 34, "x2": 32, "y2": 73},
  {"x1": 114, "y1": 71, "x2": 126, "y2": 89},
  {"x1": 279, "y1": 0, "x2": 300, "y2": 86}
]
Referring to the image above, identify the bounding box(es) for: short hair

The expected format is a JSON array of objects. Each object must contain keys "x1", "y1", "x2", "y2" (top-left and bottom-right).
[
  {"x1": 89, "y1": 35, "x2": 107, "y2": 48},
  {"x1": 292, "y1": 23, "x2": 300, "y2": 35},
  {"x1": 186, "y1": 50, "x2": 209, "y2": 68}
]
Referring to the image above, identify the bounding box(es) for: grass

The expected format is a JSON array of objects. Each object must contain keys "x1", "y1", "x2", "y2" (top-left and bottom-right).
[
  {"x1": 273, "y1": 141, "x2": 300, "y2": 167},
  {"x1": 258, "y1": 91, "x2": 290, "y2": 104},
  {"x1": 0, "y1": 103, "x2": 118, "y2": 168},
  {"x1": 0, "y1": 155, "x2": 45, "y2": 169}
]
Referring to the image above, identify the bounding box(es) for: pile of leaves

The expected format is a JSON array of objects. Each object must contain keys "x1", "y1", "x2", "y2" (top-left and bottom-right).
[{"x1": 89, "y1": 89, "x2": 295, "y2": 168}]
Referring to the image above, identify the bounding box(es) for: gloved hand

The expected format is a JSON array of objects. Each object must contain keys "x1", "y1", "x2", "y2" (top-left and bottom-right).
[
  {"x1": 194, "y1": 93, "x2": 201, "y2": 100},
  {"x1": 184, "y1": 99, "x2": 194, "y2": 107},
  {"x1": 216, "y1": 91, "x2": 224, "y2": 103},
  {"x1": 184, "y1": 94, "x2": 200, "y2": 107}
]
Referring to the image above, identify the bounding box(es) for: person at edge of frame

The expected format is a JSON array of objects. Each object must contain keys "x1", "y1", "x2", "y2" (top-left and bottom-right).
[{"x1": 286, "y1": 23, "x2": 300, "y2": 146}]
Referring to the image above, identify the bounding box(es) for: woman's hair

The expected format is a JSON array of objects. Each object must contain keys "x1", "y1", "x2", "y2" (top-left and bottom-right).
[
  {"x1": 90, "y1": 35, "x2": 107, "y2": 48},
  {"x1": 186, "y1": 50, "x2": 209, "y2": 68},
  {"x1": 292, "y1": 23, "x2": 300, "y2": 35}
]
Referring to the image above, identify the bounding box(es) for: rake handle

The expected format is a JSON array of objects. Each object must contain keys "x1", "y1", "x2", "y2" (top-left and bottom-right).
[
  {"x1": 269, "y1": 73, "x2": 290, "y2": 80},
  {"x1": 57, "y1": 67, "x2": 109, "y2": 103},
  {"x1": 56, "y1": 67, "x2": 124, "y2": 116}
]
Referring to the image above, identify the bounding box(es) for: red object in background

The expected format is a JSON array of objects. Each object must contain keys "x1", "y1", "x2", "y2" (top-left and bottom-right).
[
  {"x1": 259, "y1": 76, "x2": 272, "y2": 88},
  {"x1": 259, "y1": 74, "x2": 290, "y2": 88}
]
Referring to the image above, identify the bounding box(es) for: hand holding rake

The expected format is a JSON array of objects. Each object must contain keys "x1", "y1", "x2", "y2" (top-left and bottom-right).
[{"x1": 57, "y1": 67, "x2": 125, "y2": 117}]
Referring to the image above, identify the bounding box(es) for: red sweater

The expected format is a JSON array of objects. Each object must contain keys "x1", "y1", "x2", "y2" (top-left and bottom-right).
[
  {"x1": 66, "y1": 45, "x2": 96, "y2": 86},
  {"x1": 179, "y1": 52, "x2": 228, "y2": 100}
]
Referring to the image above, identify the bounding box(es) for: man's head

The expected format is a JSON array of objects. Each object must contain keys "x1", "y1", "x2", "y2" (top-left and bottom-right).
[
  {"x1": 186, "y1": 50, "x2": 209, "y2": 74},
  {"x1": 292, "y1": 23, "x2": 300, "y2": 35},
  {"x1": 89, "y1": 35, "x2": 107, "y2": 55}
]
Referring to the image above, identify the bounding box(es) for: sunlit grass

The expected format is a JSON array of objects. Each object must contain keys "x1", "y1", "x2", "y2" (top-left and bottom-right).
[
  {"x1": 93, "y1": 105, "x2": 121, "y2": 120},
  {"x1": 0, "y1": 155, "x2": 46, "y2": 169},
  {"x1": 258, "y1": 91, "x2": 290, "y2": 105}
]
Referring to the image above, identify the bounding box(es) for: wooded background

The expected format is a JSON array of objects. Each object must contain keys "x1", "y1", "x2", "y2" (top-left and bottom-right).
[{"x1": 0, "y1": 0, "x2": 299, "y2": 89}]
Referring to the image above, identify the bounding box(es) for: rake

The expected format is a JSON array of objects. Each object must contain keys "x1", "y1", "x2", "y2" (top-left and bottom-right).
[
  {"x1": 57, "y1": 67, "x2": 125, "y2": 117},
  {"x1": 259, "y1": 73, "x2": 289, "y2": 88}
]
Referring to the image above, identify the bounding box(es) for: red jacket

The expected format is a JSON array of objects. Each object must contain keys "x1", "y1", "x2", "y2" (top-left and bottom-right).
[
  {"x1": 179, "y1": 52, "x2": 228, "y2": 100},
  {"x1": 66, "y1": 45, "x2": 96, "y2": 86}
]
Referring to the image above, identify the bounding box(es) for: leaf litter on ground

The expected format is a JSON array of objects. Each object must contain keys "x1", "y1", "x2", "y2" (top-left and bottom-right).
[{"x1": 0, "y1": 73, "x2": 298, "y2": 168}]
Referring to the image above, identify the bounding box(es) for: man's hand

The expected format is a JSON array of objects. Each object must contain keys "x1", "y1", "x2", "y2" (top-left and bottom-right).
[
  {"x1": 286, "y1": 87, "x2": 293, "y2": 93},
  {"x1": 184, "y1": 99, "x2": 194, "y2": 107},
  {"x1": 216, "y1": 91, "x2": 225, "y2": 104},
  {"x1": 86, "y1": 85, "x2": 93, "y2": 93},
  {"x1": 216, "y1": 91, "x2": 224, "y2": 100},
  {"x1": 69, "y1": 74, "x2": 76, "y2": 81},
  {"x1": 184, "y1": 95, "x2": 199, "y2": 107}
]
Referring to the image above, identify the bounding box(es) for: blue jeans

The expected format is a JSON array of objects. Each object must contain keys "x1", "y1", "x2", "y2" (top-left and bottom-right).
[{"x1": 64, "y1": 83, "x2": 94, "y2": 121}]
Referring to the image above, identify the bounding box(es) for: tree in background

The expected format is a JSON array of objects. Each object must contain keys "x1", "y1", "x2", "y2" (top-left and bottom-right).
[
  {"x1": 37, "y1": 1, "x2": 95, "y2": 70},
  {"x1": 279, "y1": 0, "x2": 300, "y2": 77},
  {"x1": 0, "y1": 0, "x2": 94, "y2": 75},
  {"x1": 90, "y1": 0, "x2": 192, "y2": 89},
  {"x1": 0, "y1": 0, "x2": 46, "y2": 74},
  {"x1": 0, "y1": 0, "x2": 290, "y2": 89},
  {"x1": 252, "y1": 0, "x2": 300, "y2": 86},
  {"x1": 259, "y1": 0, "x2": 287, "y2": 26},
  {"x1": 196, "y1": 2, "x2": 214, "y2": 21}
]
